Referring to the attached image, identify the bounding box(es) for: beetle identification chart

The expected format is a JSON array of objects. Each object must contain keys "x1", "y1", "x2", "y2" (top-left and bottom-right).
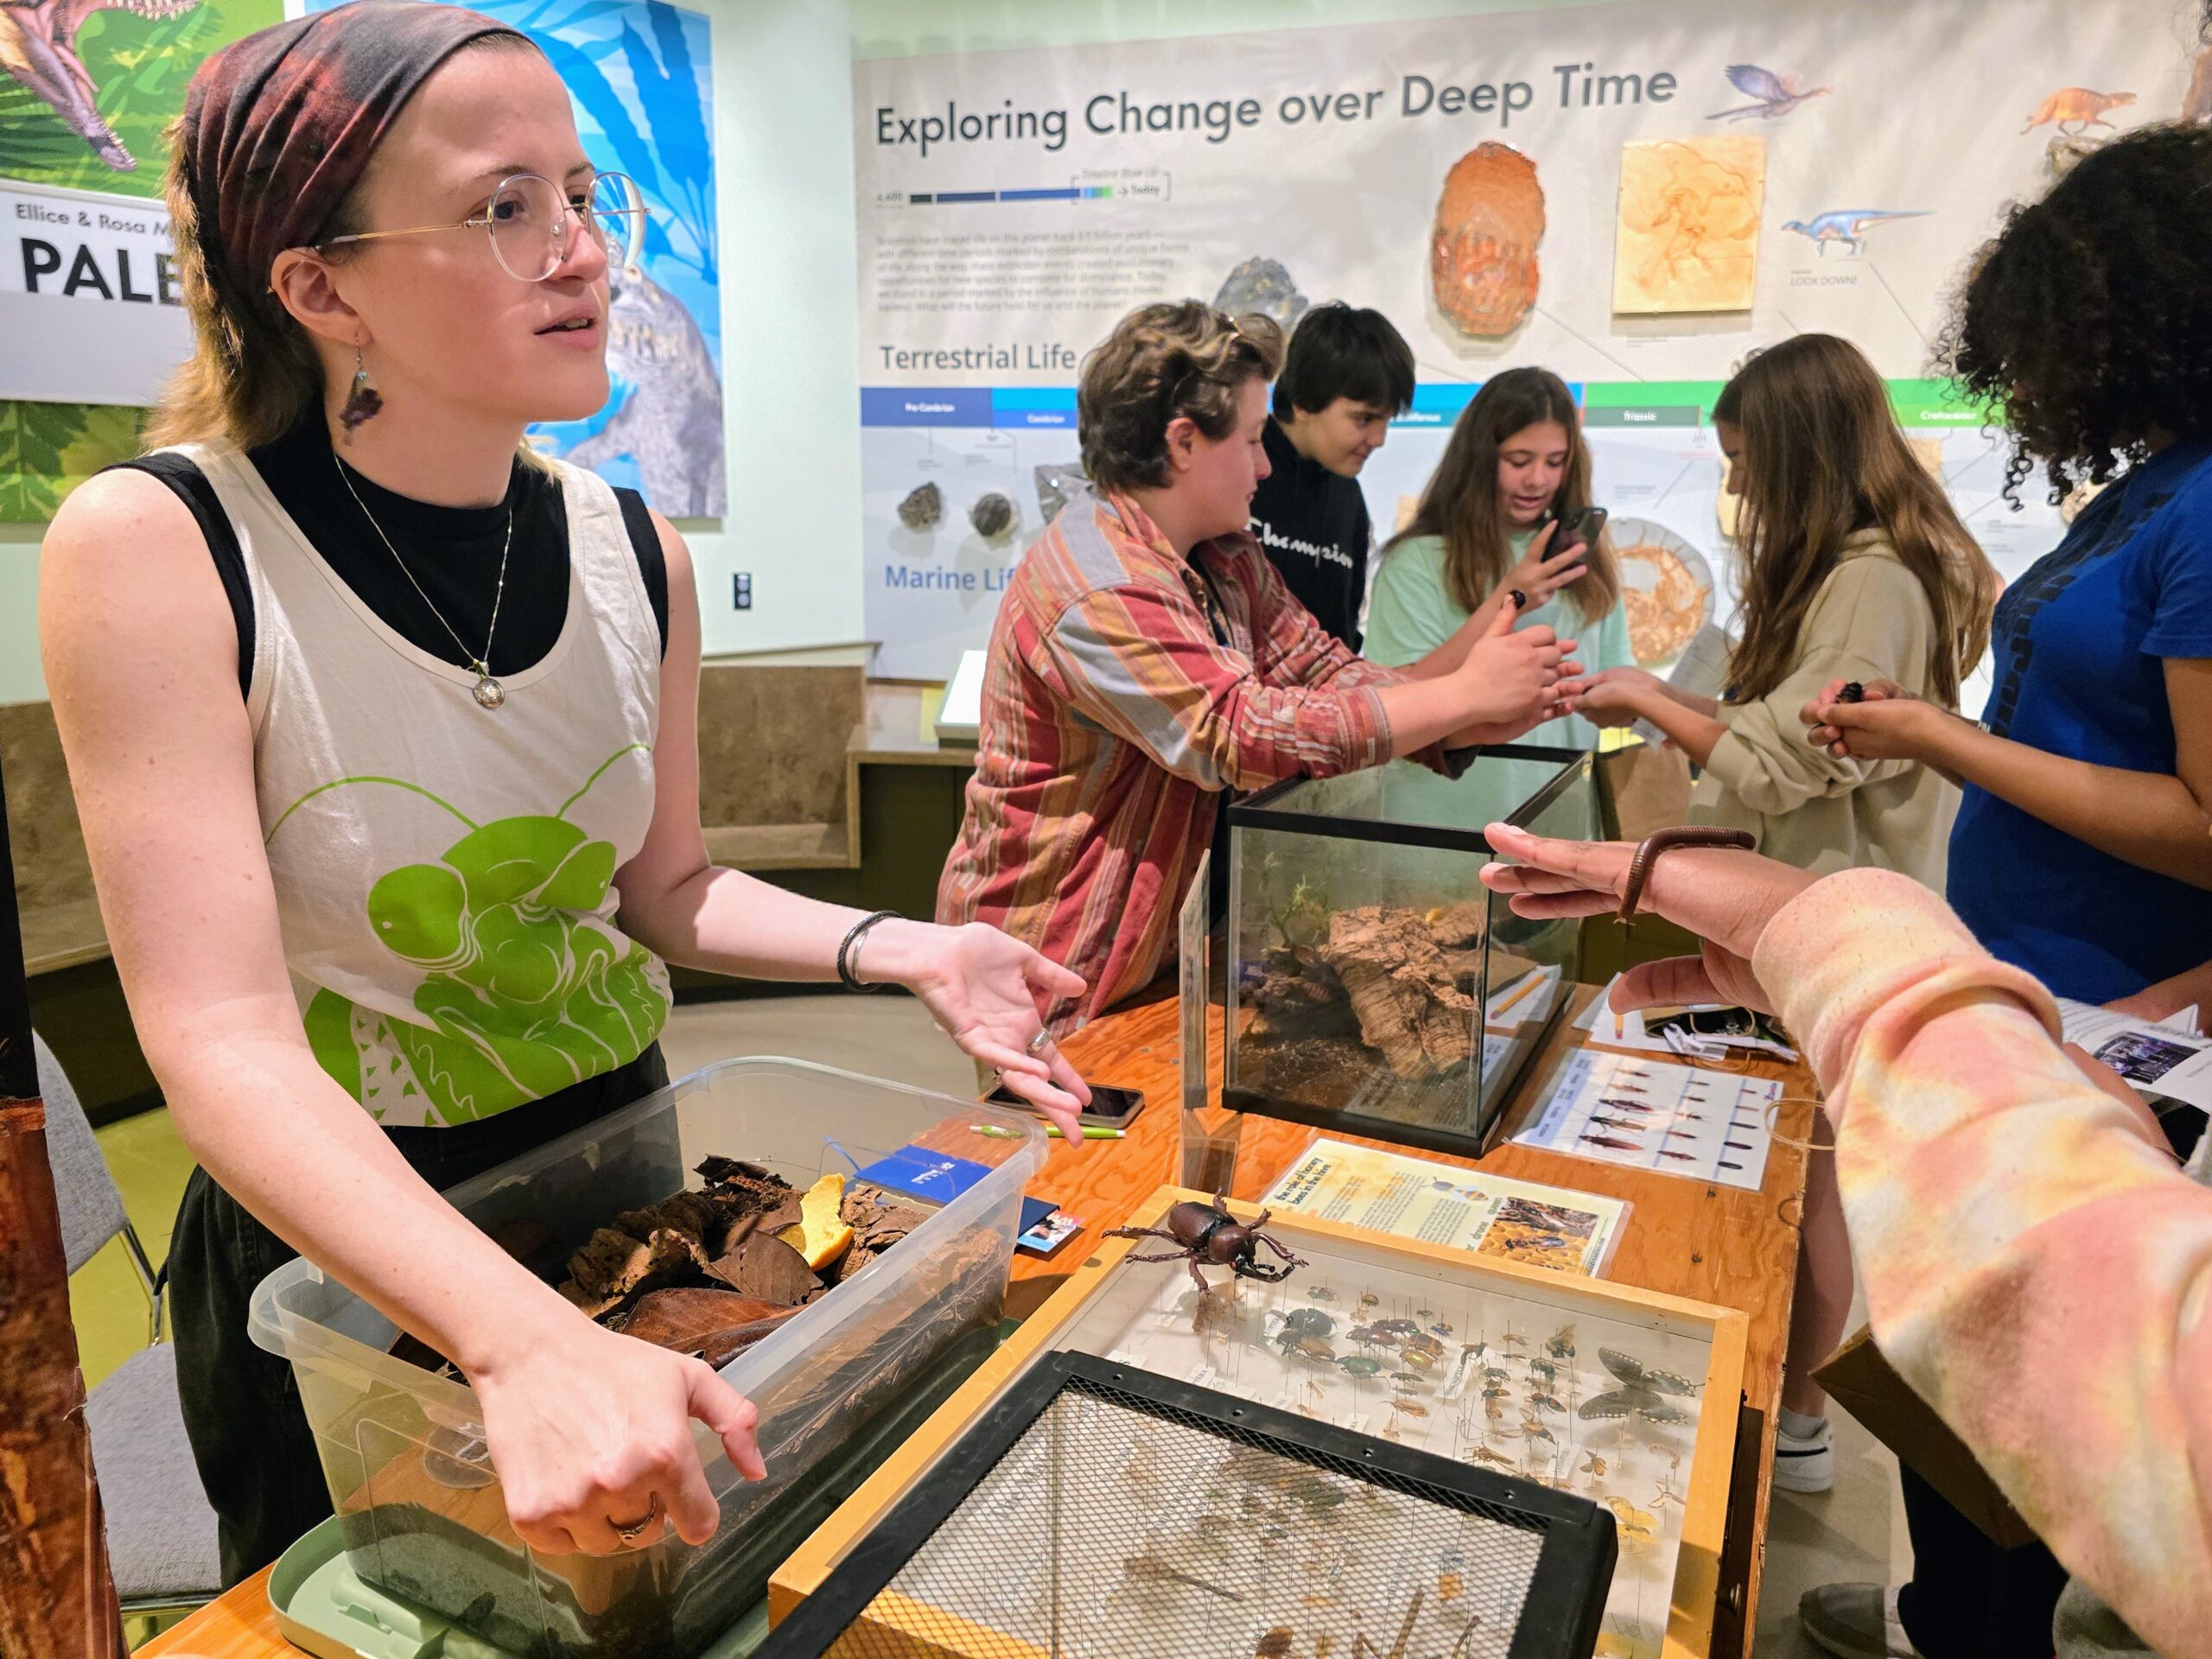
[{"x1": 1515, "y1": 1051, "x2": 1779, "y2": 1192}]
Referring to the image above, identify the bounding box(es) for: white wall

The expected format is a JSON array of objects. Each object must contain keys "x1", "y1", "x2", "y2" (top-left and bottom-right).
[
  {"x1": 689, "y1": 0, "x2": 867, "y2": 658},
  {"x1": 851, "y1": 0, "x2": 1621, "y2": 59}
]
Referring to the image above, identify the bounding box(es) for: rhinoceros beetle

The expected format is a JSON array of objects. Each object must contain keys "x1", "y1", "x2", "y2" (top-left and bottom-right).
[{"x1": 1106, "y1": 1189, "x2": 1307, "y2": 1293}]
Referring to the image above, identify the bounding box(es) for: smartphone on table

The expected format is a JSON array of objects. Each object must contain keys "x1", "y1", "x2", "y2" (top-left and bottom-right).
[{"x1": 986, "y1": 1081, "x2": 1146, "y2": 1130}]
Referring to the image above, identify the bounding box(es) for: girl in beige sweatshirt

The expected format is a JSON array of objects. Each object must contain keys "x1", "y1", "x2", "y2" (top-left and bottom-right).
[
  {"x1": 1562, "y1": 334, "x2": 1998, "y2": 890},
  {"x1": 1560, "y1": 334, "x2": 2000, "y2": 1473}
]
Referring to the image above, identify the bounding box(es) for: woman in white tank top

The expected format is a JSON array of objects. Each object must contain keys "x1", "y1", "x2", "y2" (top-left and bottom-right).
[{"x1": 40, "y1": 4, "x2": 1091, "y2": 1578}]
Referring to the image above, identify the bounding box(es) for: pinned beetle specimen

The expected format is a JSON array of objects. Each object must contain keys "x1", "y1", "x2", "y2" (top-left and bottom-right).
[{"x1": 1106, "y1": 1189, "x2": 1307, "y2": 1292}]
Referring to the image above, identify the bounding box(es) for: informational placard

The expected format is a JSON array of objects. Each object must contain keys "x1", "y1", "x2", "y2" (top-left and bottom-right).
[
  {"x1": 2059, "y1": 996, "x2": 2212, "y2": 1110},
  {"x1": 852, "y1": 0, "x2": 2193, "y2": 677},
  {"x1": 1516, "y1": 1050, "x2": 1779, "y2": 1192},
  {"x1": 1262, "y1": 1134, "x2": 1629, "y2": 1276}
]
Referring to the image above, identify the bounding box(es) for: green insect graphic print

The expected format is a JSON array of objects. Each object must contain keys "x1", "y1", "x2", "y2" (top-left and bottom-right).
[{"x1": 301, "y1": 805, "x2": 670, "y2": 1125}]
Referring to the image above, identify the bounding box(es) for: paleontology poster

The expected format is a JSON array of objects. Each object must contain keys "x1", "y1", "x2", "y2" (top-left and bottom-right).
[
  {"x1": 852, "y1": 0, "x2": 2197, "y2": 680},
  {"x1": 0, "y1": 0, "x2": 280, "y2": 512},
  {"x1": 308, "y1": 0, "x2": 727, "y2": 518}
]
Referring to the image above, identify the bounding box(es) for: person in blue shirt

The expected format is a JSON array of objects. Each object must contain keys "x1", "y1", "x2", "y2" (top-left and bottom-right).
[{"x1": 1801, "y1": 122, "x2": 2212, "y2": 1659}]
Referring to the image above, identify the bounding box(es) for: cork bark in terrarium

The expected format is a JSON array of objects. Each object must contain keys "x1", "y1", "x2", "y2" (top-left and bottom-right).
[{"x1": 1224, "y1": 752, "x2": 1589, "y2": 1156}]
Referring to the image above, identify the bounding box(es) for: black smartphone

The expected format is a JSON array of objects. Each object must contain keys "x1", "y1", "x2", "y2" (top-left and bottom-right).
[
  {"x1": 1554, "y1": 504, "x2": 1608, "y2": 553},
  {"x1": 987, "y1": 1081, "x2": 1147, "y2": 1129}
]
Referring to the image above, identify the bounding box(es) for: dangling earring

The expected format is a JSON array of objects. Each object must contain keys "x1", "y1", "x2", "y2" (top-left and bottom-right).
[{"x1": 339, "y1": 344, "x2": 383, "y2": 442}]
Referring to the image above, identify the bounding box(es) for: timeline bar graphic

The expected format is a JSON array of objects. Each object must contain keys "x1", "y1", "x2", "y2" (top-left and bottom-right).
[{"x1": 906, "y1": 186, "x2": 1116, "y2": 206}]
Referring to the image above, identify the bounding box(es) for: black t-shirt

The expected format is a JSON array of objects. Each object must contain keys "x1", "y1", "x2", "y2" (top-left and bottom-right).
[
  {"x1": 1248, "y1": 416, "x2": 1374, "y2": 650},
  {"x1": 115, "y1": 420, "x2": 668, "y2": 696}
]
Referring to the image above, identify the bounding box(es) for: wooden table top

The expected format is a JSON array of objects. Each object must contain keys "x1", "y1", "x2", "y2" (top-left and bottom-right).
[{"x1": 143, "y1": 982, "x2": 1814, "y2": 1659}]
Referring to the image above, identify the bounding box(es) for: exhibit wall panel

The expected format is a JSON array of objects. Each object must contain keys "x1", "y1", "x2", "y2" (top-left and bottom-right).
[{"x1": 848, "y1": 0, "x2": 2203, "y2": 683}]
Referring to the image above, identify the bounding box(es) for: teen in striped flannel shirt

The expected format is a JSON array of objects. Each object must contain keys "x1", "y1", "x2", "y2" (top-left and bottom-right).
[{"x1": 939, "y1": 302, "x2": 1580, "y2": 1033}]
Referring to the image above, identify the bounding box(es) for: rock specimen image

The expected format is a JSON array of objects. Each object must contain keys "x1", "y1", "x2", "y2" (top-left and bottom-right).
[
  {"x1": 1606, "y1": 518, "x2": 1715, "y2": 668},
  {"x1": 1212, "y1": 256, "x2": 1310, "y2": 329},
  {"x1": 969, "y1": 491, "x2": 1017, "y2": 539},
  {"x1": 1033, "y1": 462, "x2": 1089, "y2": 524},
  {"x1": 897, "y1": 480, "x2": 943, "y2": 531},
  {"x1": 1429, "y1": 143, "x2": 1546, "y2": 338}
]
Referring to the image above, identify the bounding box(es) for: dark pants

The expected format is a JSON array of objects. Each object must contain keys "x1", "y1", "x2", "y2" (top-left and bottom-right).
[
  {"x1": 169, "y1": 1046, "x2": 668, "y2": 1585},
  {"x1": 1896, "y1": 1464, "x2": 2069, "y2": 1659}
]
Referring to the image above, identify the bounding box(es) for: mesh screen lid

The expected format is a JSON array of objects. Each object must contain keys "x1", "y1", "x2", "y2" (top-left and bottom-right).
[{"x1": 760, "y1": 1353, "x2": 1615, "y2": 1659}]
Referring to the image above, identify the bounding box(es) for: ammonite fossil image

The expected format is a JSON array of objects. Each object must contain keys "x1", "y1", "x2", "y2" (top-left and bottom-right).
[
  {"x1": 1608, "y1": 517, "x2": 1715, "y2": 667},
  {"x1": 1429, "y1": 143, "x2": 1546, "y2": 338}
]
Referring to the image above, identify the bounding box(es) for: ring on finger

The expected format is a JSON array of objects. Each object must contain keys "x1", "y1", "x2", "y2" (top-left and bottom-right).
[
  {"x1": 611, "y1": 1495, "x2": 662, "y2": 1546},
  {"x1": 1026, "y1": 1027, "x2": 1053, "y2": 1056}
]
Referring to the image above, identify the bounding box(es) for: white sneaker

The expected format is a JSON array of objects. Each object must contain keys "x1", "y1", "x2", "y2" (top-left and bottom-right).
[{"x1": 1772, "y1": 1415, "x2": 1834, "y2": 1494}]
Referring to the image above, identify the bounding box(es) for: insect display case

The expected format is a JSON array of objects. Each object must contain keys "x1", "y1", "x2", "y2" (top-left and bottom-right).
[
  {"x1": 772, "y1": 1187, "x2": 1750, "y2": 1659},
  {"x1": 1224, "y1": 748, "x2": 1600, "y2": 1159},
  {"x1": 755, "y1": 1351, "x2": 1618, "y2": 1659}
]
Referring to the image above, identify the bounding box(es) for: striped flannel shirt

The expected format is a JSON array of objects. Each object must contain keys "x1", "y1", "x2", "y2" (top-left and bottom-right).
[{"x1": 937, "y1": 487, "x2": 1412, "y2": 1032}]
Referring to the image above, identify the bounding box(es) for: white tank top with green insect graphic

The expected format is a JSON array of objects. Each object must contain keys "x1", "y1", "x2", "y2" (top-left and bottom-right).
[{"x1": 174, "y1": 441, "x2": 672, "y2": 1128}]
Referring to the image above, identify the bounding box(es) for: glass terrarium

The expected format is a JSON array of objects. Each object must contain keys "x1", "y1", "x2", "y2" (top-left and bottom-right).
[{"x1": 1224, "y1": 747, "x2": 1600, "y2": 1158}]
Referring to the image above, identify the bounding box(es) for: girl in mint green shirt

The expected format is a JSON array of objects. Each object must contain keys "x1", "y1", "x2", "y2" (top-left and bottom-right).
[{"x1": 1365, "y1": 368, "x2": 1634, "y2": 748}]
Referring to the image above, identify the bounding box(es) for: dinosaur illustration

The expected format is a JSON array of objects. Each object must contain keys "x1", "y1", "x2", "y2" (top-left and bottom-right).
[
  {"x1": 0, "y1": 0, "x2": 200, "y2": 172},
  {"x1": 565, "y1": 255, "x2": 726, "y2": 518},
  {"x1": 1780, "y1": 209, "x2": 1929, "y2": 257},
  {"x1": 1706, "y1": 63, "x2": 1830, "y2": 122},
  {"x1": 2022, "y1": 87, "x2": 2135, "y2": 136}
]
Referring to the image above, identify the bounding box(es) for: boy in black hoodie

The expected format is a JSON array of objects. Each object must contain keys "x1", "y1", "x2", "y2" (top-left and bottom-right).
[{"x1": 1249, "y1": 302, "x2": 1416, "y2": 649}]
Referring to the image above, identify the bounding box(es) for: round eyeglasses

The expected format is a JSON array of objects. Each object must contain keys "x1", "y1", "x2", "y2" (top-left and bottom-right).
[{"x1": 316, "y1": 171, "x2": 648, "y2": 283}]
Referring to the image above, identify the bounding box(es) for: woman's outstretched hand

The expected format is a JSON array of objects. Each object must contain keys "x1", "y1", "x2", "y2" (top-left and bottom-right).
[
  {"x1": 862, "y1": 919, "x2": 1092, "y2": 1137},
  {"x1": 1478, "y1": 822, "x2": 1819, "y2": 1014}
]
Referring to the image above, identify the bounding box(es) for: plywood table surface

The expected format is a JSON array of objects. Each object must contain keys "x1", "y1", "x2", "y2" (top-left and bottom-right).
[{"x1": 144, "y1": 982, "x2": 1813, "y2": 1659}]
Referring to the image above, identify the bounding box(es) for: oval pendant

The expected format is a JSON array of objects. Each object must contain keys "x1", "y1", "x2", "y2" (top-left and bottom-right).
[{"x1": 472, "y1": 674, "x2": 505, "y2": 710}]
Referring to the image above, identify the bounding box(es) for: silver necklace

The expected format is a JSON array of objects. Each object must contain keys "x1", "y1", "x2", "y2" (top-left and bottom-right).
[{"x1": 333, "y1": 453, "x2": 512, "y2": 709}]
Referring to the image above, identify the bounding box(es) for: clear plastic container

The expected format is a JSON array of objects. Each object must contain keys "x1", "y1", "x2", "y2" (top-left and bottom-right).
[{"x1": 249, "y1": 1056, "x2": 1046, "y2": 1659}]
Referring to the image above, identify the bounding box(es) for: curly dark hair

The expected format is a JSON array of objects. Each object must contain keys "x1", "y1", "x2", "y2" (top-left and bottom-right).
[{"x1": 1936, "y1": 122, "x2": 2212, "y2": 506}]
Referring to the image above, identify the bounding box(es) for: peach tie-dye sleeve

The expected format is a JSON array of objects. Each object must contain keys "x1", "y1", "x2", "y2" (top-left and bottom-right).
[{"x1": 1751, "y1": 867, "x2": 2212, "y2": 1656}]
